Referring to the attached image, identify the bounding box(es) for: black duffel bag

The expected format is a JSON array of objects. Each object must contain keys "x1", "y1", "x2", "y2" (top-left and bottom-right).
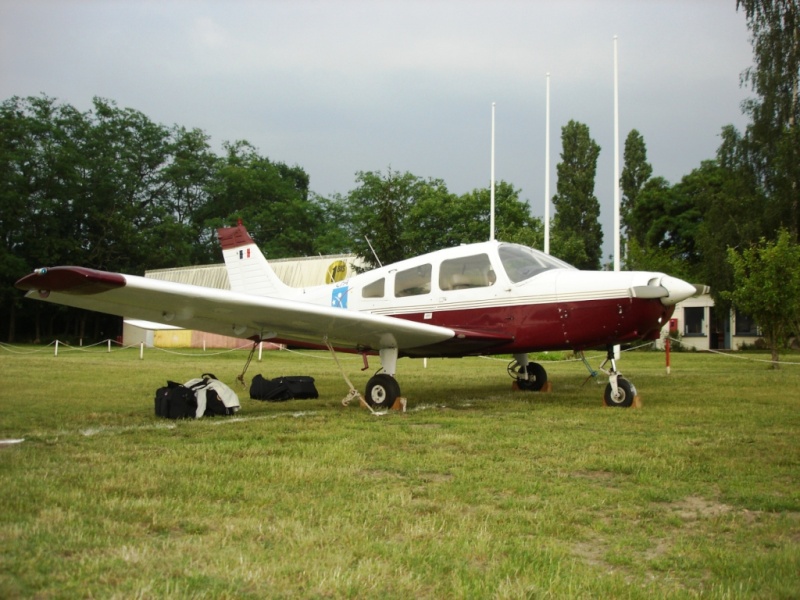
[
  {"x1": 250, "y1": 374, "x2": 318, "y2": 401},
  {"x1": 154, "y1": 381, "x2": 199, "y2": 419}
]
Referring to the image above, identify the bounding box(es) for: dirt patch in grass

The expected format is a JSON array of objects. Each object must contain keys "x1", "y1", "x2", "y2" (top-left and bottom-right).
[{"x1": 667, "y1": 496, "x2": 733, "y2": 521}]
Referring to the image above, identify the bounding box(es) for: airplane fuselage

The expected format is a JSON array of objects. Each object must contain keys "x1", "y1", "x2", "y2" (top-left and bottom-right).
[{"x1": 252, "y1": 240, "x2": 680, "y2": 357}]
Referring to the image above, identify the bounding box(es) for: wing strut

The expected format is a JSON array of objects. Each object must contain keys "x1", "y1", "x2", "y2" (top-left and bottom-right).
[{"x1": 324, "y1": 338, "x2": 375, "y2": 414}]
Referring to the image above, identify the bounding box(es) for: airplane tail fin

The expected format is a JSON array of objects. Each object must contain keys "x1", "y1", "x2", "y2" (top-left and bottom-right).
[{"x1": 217, "y1": 222, "x2": 292, "y2": 297}]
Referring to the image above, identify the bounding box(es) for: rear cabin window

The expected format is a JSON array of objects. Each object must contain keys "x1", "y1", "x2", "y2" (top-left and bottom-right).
[
  {"x1": 394, "y1": 264, "x2": 432, "y2": 297},
  {"x1": 439, "y1": 254, "x2": 494, "y2": 290},
  {"x1": 362, "y1": 278, "x2": 385, "y2": 299}
]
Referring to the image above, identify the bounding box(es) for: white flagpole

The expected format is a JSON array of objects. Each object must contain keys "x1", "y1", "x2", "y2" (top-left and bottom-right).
[
  {"x1": 544, "y1": 73, "x2": 551, "y2": 254},
  {"x1": 613, "y1": 35, "x2": 621, "y2": 361},
  {"x1": 490, "y1": 102, "x2": 496, "y2": 242},
  {"x1": 613, "y1": 35, "x2": 621, "y2": 272}
]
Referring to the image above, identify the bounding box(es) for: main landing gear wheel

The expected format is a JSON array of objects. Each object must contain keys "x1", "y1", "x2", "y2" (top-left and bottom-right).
[
  {"x1": 365, "y1": 373, "x2": 401, "y2": 409},
  {"x1": 508, "y1": 360, "x2": 548, "y2": 391},
  {"x1": 604, "y1": 377, "x2": 636, "y2": 407}
]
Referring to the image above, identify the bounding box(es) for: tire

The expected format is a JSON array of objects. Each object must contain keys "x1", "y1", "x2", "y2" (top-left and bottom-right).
[
  {"x1": 516, "y1": 362, "x2": 548, "y2": 392},
  {"x1": 604, "y1": 377, "x2": 636, "y2": 407},
  {"x1": 365, "y1": 373, "x2": 401, "y2": 408}
]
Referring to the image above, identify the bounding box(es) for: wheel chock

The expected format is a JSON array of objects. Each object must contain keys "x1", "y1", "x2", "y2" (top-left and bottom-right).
[
  {"x1": 390, "y1": 397, "x2": 407, "y2": 412},
  {"x1": 512, "y1": 381, "x2": 552, "y2": 393},
  {"x1": 602, "y1": 394, "x2": 643, "y2": 408}
]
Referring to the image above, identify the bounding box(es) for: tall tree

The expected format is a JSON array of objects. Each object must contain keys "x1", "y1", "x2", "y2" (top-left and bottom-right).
[
  {"x1": 551, "y1": 120, "x2": 603, "y2": 269},
  {"x1": 736, "y1": 0, "x2": 800, "y2": 239},
  {"x1": 343, "y1": 168, "x2": 429, "y2": 268},
  {"x1": 1, "y1": 96, "x2": 90, "y2": 341},
  {"x1": 620, "y1": 129, "x2": 652, "y2": 257},
  {"x1": 202, "y1": 140, "x2": 317, "y2": 260},
  {"x1": 685, "y1": 157, "x2": 764, "y2": 307},
  {"x1": 309, "y1": 192, "x2": 353, "y2": 256},
  {"x1": 625, "y1": 177, "x2": 693, "y2": 280},
  {"x1": 76, "y1": 98, "x2": 173, "y2": 274},
  {"x1": 406, "y1": 181, "x2": 543, "y2": 253}
]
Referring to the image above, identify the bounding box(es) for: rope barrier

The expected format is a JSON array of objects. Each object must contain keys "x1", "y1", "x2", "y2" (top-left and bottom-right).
[
  {"x1": 0, "y1": 338, "x2": 369, "y2": 363},
  {"x1": 0, "y1": 341, "x2": 57, "y2": 354},
  {"x1": 3, "y1": 337, "x2": 799, "y2": 366},
  {"x1": 1, "y1": 339, "x2": 262, "y2": 357}
]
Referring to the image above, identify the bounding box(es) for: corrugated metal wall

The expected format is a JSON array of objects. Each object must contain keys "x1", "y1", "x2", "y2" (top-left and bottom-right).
[{"x1": 144, "y1": 254, "x2": 363, "y2": 290}]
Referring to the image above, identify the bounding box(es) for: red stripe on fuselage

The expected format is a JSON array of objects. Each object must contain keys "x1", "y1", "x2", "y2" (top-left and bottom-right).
[{"x1": 391, "y1": 297, "x2": 673, "y2": 357}]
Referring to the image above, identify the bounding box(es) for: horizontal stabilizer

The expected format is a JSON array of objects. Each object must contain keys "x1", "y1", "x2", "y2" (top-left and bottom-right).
[{"x1": 124, "y1": 319, "x2": 182, "y2": 331}]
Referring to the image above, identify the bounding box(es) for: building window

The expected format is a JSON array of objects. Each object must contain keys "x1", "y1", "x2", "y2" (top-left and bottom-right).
[
  {"x1": 684, "y1": 307, "x2": 705, "y2": 336},
  {"x1": 735, "y1": 309, "x2": 759, "y2": 336}
]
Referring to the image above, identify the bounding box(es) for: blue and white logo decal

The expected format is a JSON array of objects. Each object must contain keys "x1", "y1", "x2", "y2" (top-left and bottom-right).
[{"x1": 331, "y1": 286, "x2": 348, "y2": 309}]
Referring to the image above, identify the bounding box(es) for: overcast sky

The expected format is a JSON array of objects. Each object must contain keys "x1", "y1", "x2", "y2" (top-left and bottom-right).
[{"x1": 1, "y1": 0, "x2": 754, "y2": 257}]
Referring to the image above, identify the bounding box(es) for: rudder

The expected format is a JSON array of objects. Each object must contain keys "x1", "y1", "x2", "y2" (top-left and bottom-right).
[{"x1": 217, "y1": 222, "x2": 292, "y2": 297}]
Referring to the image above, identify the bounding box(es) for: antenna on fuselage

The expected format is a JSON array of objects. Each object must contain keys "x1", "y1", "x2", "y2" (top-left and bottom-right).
[{"x1": 364, "y1": 235, "x2": 383, "y2": 268}]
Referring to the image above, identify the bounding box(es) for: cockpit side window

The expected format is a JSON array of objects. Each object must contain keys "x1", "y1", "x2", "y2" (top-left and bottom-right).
[
  {"x1": 362, "y1": 277, "x2": 385, "y2": 299},
  {"x1": 395, "y1": 264, "x2": 432, "y2": 297},
  {"x1": 498, "y1": 244, "x2": 574, "y2": 283},
  {"x1": 439, "y1": 254, "x2": 494, "y2": 290}
]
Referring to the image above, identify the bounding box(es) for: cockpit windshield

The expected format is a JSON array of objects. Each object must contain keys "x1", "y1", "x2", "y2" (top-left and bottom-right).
[{"x1": 498, "y1": 243, "x2": 575, "y2": 283}]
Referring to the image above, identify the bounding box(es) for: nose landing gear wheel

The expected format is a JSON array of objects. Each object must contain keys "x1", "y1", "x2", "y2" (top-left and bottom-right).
[
  {"x1": 508, "y1": 360, "x2": 548, "y2": 391},
  {"x1": 365, "y1": 373, "x2": 401, "y2": 408},
  {"x1": 604, "y1": 377, "x2": 635, "y2": 407}
]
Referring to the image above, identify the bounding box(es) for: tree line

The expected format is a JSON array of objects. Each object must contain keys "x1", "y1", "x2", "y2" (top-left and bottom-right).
[
  {"x1": 0, "y1": 96, "x2": 546, "y2": 342},
  {"x1": 2, "y1": 0, "x2": 798, "y2": 361}
]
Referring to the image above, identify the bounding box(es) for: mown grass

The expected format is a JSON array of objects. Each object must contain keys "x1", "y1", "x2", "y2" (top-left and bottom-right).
[{"x1": 1, "y1": 345, "x2": 799, "y2": 598}]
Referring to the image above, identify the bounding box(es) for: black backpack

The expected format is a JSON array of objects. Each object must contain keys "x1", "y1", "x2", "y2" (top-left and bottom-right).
[{"x1": 154, "y1": 381, "x2": 200, "y2": 419}]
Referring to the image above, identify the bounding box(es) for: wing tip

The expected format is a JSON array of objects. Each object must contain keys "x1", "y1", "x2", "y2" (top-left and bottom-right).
[{"x1": 15, "y1": 267, "x2": 126, "y2": 295}]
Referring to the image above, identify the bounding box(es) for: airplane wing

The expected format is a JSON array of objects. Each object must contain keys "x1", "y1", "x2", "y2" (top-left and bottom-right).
[{"x1": 15, "y1": 266, "x2": 456, "y2": 351}]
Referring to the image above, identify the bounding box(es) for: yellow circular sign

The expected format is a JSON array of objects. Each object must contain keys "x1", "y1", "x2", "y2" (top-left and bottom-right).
[{"x1": 325, "y1": 260, "x2": 348, "y2": 284}]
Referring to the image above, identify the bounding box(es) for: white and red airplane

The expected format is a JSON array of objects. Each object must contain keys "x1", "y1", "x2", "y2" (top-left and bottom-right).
[{"x1": 16, "y1": 222, "x2": 697, "y2": 408}]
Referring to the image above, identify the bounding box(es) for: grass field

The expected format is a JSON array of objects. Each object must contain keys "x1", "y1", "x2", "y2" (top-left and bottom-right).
[{"x1": 1, "y1": 344, "x2": 799, "y2": 599}]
